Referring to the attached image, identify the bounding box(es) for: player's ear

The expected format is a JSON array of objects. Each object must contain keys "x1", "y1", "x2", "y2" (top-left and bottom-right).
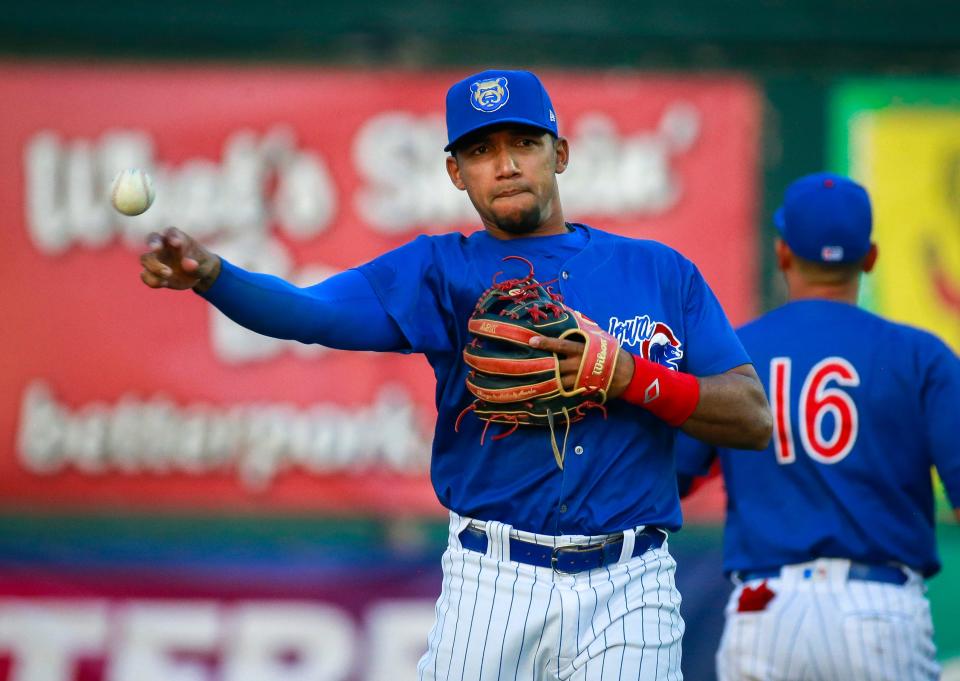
[
  {"x1": 774, "y1": 238, "x2": 792, "y2": 272},
  {"x1": 554, "y1": 137, "x2": 569, "y2": 174},
  {"x1": 862, "y1": 243, "x2": 878, "y2": 273},
  {"x1": 446, "y1": 154, "x2": 467, "y2": 191}
]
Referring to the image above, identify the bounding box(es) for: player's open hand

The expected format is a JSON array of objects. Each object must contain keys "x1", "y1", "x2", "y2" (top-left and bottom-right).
[
  {"x1": 529, "y1": 335, "x2": 635, "y2": 399},
  {"x1": 139, "y1": 227, "x2": 221, "y2": 292}
]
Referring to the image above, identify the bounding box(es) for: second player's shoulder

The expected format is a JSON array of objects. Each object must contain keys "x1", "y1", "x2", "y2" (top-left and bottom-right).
[
  {"x1": 738, "y1": 299, "x2": 878, "y2": 337},
  {"x1": 880, "y1": 316, "x2": 960, "y2": 370},
  {"x1": 734, "y1": 303, "x2": 809, "y2": 339},
  {"x1": 737, "y1": 301, "x2": 959, "y2": 368},
  {"x1": 824, "y1": 303, "x2": 956, "y2": 360},
  {"x1": 881, "y1": 314, "x2": 951, "y2": 344}
]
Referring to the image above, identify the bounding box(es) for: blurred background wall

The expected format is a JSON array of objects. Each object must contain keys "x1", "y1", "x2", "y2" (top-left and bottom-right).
[{"x1": 1, "y1": 2, "x2": 959, "y2": 680}]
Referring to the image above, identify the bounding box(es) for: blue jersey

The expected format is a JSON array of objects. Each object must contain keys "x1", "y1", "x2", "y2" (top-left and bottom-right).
[
  {"x1": 675, "y1": 299, "x2": 960, "y2": 577},
  {"x1": 358, "y1": 223, "x2": 749, "y2": 536}
]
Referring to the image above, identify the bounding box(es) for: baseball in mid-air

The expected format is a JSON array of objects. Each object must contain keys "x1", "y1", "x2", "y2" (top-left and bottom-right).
[{"x1": 109, "y1": 168, "x2": 155, "y2": 216}]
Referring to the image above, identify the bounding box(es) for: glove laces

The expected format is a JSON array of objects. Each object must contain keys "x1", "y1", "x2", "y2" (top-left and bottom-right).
[{"x1": 546, "y1": 407, "x2": 572, "y2": 470}]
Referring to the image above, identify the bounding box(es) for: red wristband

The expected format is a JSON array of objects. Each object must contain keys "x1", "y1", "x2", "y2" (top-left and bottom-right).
[{"x1": 621, "y1": 356, "x2": 700, "y2": 426}]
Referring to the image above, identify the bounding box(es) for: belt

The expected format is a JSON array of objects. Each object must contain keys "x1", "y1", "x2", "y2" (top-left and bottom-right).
[
  {"x1": 458, "y1": 525, "x2": 666, "y2": 574},
  {"x1": 738, "y1": 562, "x2": 908, "y2": 586}
]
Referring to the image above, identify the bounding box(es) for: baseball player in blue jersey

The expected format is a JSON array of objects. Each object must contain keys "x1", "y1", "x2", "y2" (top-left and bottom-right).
[
  {"x1": 140, "y1": 69, "x2": 772, "y2": 680},
  {"x1": 675, "y1": 172, "x2": 960, "y2": 681}
]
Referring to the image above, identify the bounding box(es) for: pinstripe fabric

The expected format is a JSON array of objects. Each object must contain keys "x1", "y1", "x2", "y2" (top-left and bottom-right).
[
  {"x1": 616, "y1": 563, "x2": 631, "y2": 679},
  {"x1": 881, "y1": 582, "x2": 904, "y2": 679},
  {"x1": 808, "y1": 580, "x2": 839, "y2": 680},
  {"x1": 444, "y1": 550, "x2": 471, "y2": 679},
  {"x1": 417, "y1": 514, "x2": 684, "y2": 681},
  {"x1": 513, "y1": 563, "x2": 539, "y2": 680},
  {"x1": 419, "y1": 548, "x2": 454, "y2": 681},
  {"x1": 715, "y1": 559, "x2": 940, "y2": 681}
]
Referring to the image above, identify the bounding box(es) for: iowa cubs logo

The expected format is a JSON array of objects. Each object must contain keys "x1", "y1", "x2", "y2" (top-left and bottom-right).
[
  {"x1": 607, "y1": 315, "x2": 683, "y2": 370},
  {"x1": 470, "y1": 77, "x2": 509, "y2": 112}
]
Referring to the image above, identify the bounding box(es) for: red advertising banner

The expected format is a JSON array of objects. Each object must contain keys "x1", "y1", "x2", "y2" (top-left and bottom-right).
[
  {"x1": 0, "y1": 64, "x2": 759, "y2": 515},
  {"x1": 0, "y1": 572, "x2": 439, "y2": 681}
]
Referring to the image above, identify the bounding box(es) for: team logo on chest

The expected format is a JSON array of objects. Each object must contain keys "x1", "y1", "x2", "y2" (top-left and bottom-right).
[
  {"x1": 470, "y1": 77, "x2": 510, "y2": 112},
  {"x1": 607, "y1": 315, "x2": 683, "y2": 370}
]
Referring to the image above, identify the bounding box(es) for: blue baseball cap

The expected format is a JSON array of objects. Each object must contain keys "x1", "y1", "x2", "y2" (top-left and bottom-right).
[
  {"x1": 774, "y1": 172, "x2": 873, "y2": 264},
  {"x1": 444, "y1": 69, "x2": 559, "y2": 152}
]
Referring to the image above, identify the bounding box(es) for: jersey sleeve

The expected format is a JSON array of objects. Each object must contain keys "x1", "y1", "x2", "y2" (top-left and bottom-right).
[
  {"x1": 921, "y1": 336, "x2": 960, "y2": 508},
  {"x1": 679, "y1": 258, "x2": 752, "y2": 376},
  {"x1": 354, "y1": 235, "x2": 455, "y2": 356},
  {"x1": 199, "y1": 259, "x2": 408, "y2": 352}
]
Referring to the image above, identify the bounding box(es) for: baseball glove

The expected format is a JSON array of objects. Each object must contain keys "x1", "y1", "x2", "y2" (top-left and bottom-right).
[{"x1": 456, "y1": 256, "x2": 620, "y2": 469}]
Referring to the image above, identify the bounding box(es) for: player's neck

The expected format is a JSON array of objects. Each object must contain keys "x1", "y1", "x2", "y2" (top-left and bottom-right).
[{"x1": 787, "y1": 280, "x2": 860, "y2": 305}]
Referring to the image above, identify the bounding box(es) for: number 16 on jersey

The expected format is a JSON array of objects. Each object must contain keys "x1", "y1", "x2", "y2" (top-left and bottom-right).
[{"x1": 770, "y1": 357, "x2": 861, "y2": 465}]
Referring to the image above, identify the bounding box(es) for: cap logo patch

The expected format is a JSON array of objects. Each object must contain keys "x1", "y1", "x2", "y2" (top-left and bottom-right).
[
  {"x1": 470, "y1": 77, "x2": 509, "y2": 113},
  {"x1": 821, "y1": 245, "x2": 845, "y2": 262}
]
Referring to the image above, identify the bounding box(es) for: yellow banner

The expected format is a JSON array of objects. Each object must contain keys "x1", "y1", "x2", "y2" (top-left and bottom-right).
[{"x1": 850, "y1": 110, "x2": 960, "y2": 352}]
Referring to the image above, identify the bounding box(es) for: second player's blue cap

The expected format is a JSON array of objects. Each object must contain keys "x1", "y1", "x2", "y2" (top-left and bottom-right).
[
  {"x1": 444, "y1": 69, "x2": 559, "y2": 152},
  {"x1": 774, "y1": 172, "x2": 873, "y2": 264}
]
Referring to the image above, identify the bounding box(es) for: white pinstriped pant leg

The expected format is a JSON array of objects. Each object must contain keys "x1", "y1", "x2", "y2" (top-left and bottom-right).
[
  {"x1": 716, "y1": 564, "x2": 940, "y2": 681},
  {"x1": 715, "y1": 580, "x2": 811, "y2": 681},
  {"x1": 841, "y1": 578, "x2": 940, "y2": 681},
  {"x1": 417, "y1": 512, "x2": 470, "y2": 681},
  {"x1": 418, "y1": 513, "x2": 564, "y2": 681},
  {"x1": 419, "y1": 515, "x2": 684, "y2": 681},
  {"x1": 563, "y1": 535, "x2": 685, "y2": 681}
]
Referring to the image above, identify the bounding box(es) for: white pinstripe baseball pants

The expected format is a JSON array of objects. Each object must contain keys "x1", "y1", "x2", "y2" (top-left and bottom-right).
[
  {"x1": 417, "y1": 512, "x2": 685, "y2": 681},
  {"x1": 716, "y1": 559, "x2": 940, "y2": 681}
]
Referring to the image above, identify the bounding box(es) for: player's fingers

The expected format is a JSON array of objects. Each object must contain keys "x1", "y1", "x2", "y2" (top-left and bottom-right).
[
  {"x1": 181, "y1": 256, "x2": 200, "y2": 273},
  {"x1": 529, "y1": 335, "x2": 584, "y2": 356},
  {"x1": 140, "y1": 270, "x2": 167, "y2": 288},
  {"x1": 163, "y1": 226, "x2": 186, "y2": 249},
  {"x1": 529, "y1": 335, "x2": 557, "y2": 351},
  {"x1": 146, "y1": 232, "x2": 165, "y2": 252},
  {"x1": 139, "y1": 253, "x2": 173, "y2": 277}
]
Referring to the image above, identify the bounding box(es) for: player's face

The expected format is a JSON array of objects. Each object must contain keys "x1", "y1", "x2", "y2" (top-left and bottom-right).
[{"x1": 446, "y1": 126, "x2": 568, "y2": 236}]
